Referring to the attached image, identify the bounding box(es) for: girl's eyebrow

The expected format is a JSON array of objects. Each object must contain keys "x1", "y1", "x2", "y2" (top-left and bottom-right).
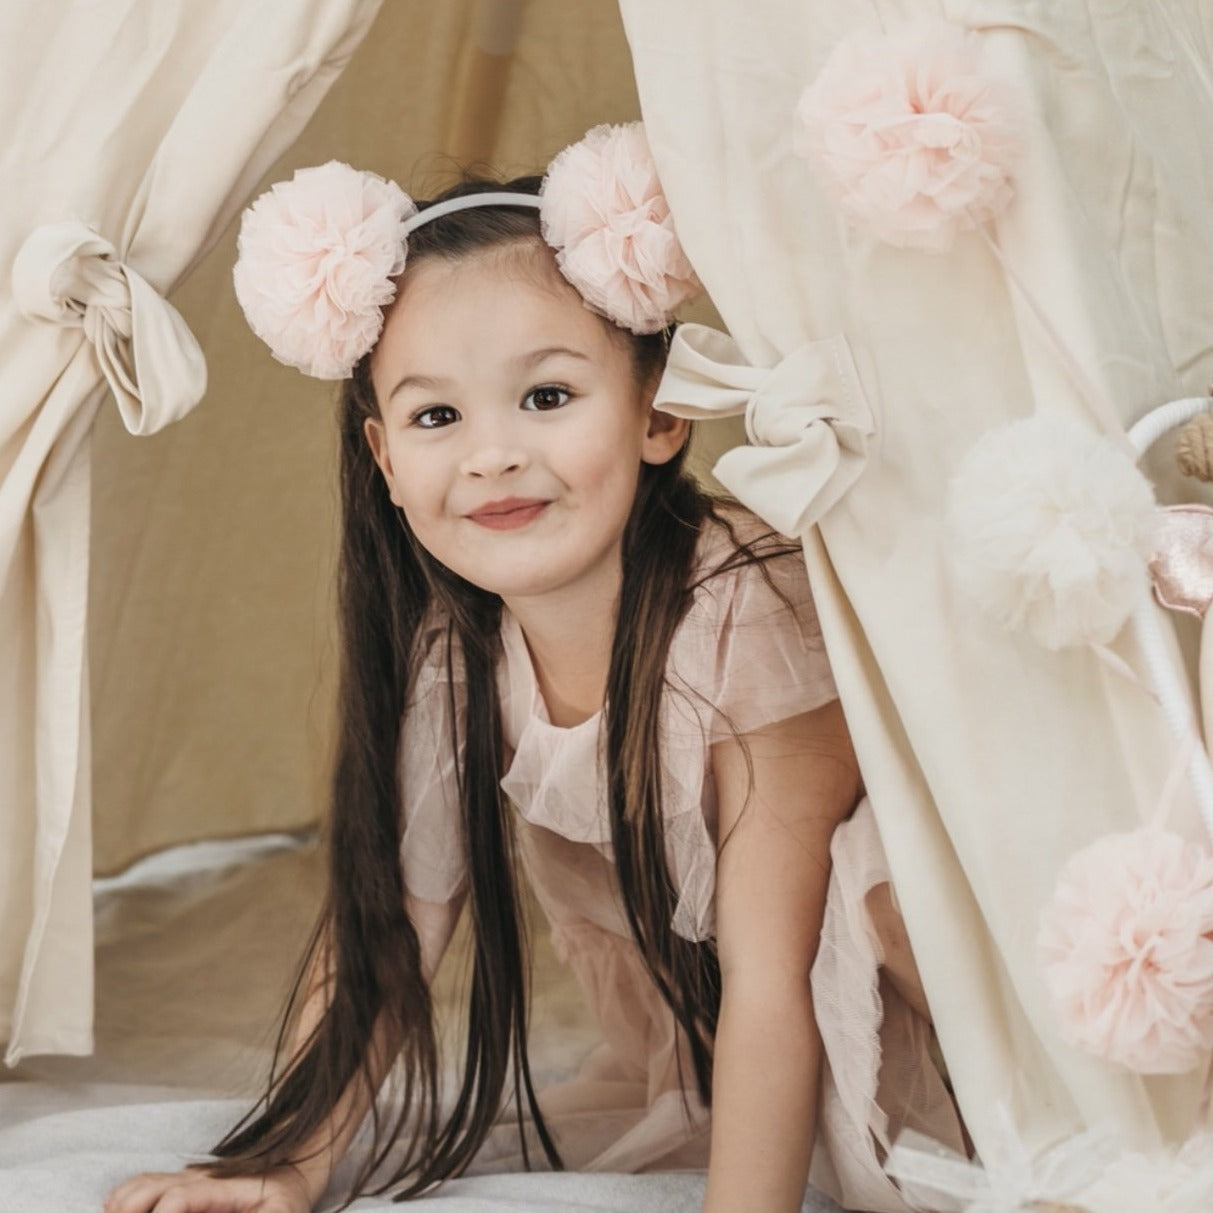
[
  {"x1": 389, "y1": 372, "x2": 449, "y2": 399},
  {"x1": 513, "y1": 346, "x2": 592, "y2": 368}
]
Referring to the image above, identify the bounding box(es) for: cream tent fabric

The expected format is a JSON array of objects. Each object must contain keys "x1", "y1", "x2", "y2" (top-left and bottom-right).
[
  {"x1": 0, "y1": 0, "x2": 386, "y2": 1065},
  {"x1": 621, "y1": 0, "x2": 1213, "y2": 1179}
]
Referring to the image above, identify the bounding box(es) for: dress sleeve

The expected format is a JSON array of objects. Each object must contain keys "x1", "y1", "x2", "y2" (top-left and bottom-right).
[
  {"x1": 670, "y1": 524, "x2": 838, "y2": 741},
  {"x1": 397, "y1": 622, "x2": 467, "y2": 905},
  {"x1": 663, "y1": 516, "x2": 840, "y2": 941}
]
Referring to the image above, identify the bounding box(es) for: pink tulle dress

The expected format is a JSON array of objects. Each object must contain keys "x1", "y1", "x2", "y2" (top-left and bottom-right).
[{"x1": 398, "y1": 510, "x2": 966, "y2": 1211}]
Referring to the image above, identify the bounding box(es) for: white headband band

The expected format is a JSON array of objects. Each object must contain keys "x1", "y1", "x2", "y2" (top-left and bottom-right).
[{"x1": 400, "y1": 192, "x2": 541, "y2": 237}]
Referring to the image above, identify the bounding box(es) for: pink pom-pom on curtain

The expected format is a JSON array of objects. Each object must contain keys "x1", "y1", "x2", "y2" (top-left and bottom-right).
[
  {"x1": 1038, "y1": 828, "x2": 1213, "y2": 1074},
  {"x1": 233, "y1": 161, "x2": 415, "y2": 379},
  {"x1": 794, "y1": 21, "x2": 1022, "y2": 253},
  {"x1": 540, "y1": 122, "x2": 702, "y2": 334}
]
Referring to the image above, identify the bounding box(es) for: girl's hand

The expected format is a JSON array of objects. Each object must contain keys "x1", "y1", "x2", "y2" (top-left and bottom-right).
[{"x1": 104, "y1": 1165, "x2": 316, "y2": 1213}]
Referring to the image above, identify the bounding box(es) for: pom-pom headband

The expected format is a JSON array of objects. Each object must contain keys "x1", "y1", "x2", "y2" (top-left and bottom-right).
[{"x1": 233, "y1": 122, "x2": 702, "y2": 380}]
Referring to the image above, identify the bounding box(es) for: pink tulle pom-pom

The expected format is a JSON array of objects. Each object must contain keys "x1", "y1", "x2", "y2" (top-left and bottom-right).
[
  {"x1": 794, "y1": 21, "x2": 1022, "y2": 252},
  {"x1": 540, "y1": 122, "x2": 701, "y2": 334},
  {"x1": 233, "y1": 161, "x2": 415, "y2": 379},
  {"x1": 1038, "y1": 828, "x2": 1213, "y2": 1074}
]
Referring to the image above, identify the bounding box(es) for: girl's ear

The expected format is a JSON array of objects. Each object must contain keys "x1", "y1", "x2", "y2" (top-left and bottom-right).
[
  {"x1": 364, "y1": 418, "x2": 403, "y2": 506},
  {"x1": 641, "y1": 406, "x2": 691, "y2": 466}
]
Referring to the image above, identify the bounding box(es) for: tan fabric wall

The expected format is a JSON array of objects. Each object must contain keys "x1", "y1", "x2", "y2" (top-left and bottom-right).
[{"x1": 88, "y1": 0, "x2": 738, "y2": 875}]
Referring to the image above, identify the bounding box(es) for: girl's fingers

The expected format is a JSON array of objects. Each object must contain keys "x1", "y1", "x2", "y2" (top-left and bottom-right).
[
  {"x1": 105, "y1": 1170, "x2": 303, "y2": 1213},
  {"x1": 105, "y1": 1172, "x2": 187, "y2": 1213}
]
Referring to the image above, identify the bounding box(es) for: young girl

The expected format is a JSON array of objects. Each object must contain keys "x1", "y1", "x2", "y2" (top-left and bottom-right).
[{"x1": 106, "y1": 125, "x2": 957, "y2": 1213}]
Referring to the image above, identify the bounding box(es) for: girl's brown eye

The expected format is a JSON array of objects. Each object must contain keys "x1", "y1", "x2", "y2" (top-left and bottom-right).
[
  {"x1": 523, "y1": 386, "x2": 571, "y2": 411},
  {"x1": 413, "y1": 404, "x2": 460, "y2": 428}
]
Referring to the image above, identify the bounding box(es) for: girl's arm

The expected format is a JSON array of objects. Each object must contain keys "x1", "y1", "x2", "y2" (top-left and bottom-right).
[
  {"x1": 703, "y1": 699, "x2": 859, "y2": 1213},
  {"x1": 104, "y1": 893, "x2": 463, "y2": 1213}
]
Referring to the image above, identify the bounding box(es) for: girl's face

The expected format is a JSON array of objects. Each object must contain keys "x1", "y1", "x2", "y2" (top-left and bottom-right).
[{"x1": 365, "y1": 243, "x2": 686, "y2": 611}]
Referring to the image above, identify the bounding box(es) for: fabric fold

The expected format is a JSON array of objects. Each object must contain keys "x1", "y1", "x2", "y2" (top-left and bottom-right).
[
  {"x1": 654, "y1": 324, "x2": 875, "y2": 538},
  {"x1": 12, "y1": 220, "x2": 207, "y2": 436}
]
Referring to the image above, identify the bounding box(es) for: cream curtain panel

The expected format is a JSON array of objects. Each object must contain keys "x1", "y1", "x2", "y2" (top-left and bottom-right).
[
  {"x1": 622, "y1": 0, "x2": 1213, "y2": 1183},
  {"x1": 0, "y1": 0, "x2": 385, "y2": 1065}
]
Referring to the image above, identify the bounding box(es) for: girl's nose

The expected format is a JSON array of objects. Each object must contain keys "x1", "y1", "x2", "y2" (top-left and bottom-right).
[{"x1": 457, "y1": 422, "x2": 531, "y2": 478}]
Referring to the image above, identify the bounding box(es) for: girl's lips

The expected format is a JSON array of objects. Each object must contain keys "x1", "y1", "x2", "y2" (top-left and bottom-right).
[{"x1": 466, "y1": 499, "x2": 550, "y2": 531}]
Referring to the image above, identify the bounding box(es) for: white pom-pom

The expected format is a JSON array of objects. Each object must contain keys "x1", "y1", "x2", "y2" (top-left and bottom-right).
[{"x1": 946, "y1": 417, "x2": 1157, "y2": 649}]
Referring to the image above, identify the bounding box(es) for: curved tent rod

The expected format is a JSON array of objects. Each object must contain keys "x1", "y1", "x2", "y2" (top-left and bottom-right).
[{"x1": 1128, "y1": 396, "x2": 1213, "y2": 838}]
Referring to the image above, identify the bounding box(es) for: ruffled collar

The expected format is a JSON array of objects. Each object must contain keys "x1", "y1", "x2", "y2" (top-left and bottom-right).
[
  {"x1": 495, "y1": 609, "x2": 718, "y2": 940},
  {"x1": 497, "y1": 609, "x2": 613, "y2": 846}
]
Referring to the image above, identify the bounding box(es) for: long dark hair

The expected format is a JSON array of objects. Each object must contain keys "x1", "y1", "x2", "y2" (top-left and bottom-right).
[{"x1": 208, "y1": 175, "x2": 792, "y2": 1202}]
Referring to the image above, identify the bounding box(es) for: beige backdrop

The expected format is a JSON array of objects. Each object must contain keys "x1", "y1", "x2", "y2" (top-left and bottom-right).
[{"x1": 88, "y1": 0, "x2": 738, "y2": 874}]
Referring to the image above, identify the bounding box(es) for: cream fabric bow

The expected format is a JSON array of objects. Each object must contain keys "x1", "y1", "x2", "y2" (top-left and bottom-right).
[
  {"x1": 12, "y1": 220, "x2": 207, "y2": 435},
  {"x1": 653, "y1": 324, "x2": 874, "y2": 537}
]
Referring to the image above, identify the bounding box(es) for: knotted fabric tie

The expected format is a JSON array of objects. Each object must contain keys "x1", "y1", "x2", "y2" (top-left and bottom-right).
[
  {"x1": 12, "y1": 220, "x2": 207, "y2": 435},
  {"x1": 654, "y1": 324, "x2": 874, "y2": 537}
]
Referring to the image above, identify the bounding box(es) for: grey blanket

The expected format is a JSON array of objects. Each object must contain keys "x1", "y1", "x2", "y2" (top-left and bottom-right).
[{"x1": 0, "y1": 1082, "x2": 840, "y2": 1213}]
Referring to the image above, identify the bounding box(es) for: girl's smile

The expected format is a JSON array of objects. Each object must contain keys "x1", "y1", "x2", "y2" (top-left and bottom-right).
[{"x1": 465, "y1": 496, "x2": 552, "y2": 530}]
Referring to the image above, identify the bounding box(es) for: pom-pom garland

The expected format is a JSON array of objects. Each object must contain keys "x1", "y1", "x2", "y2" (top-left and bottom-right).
[
  {"x1": 946, "y1": 417, "x2": 1158, "y2": 650},
  {"x1": 794, "y1": 20, "x2": 1022, "y2": 252}
]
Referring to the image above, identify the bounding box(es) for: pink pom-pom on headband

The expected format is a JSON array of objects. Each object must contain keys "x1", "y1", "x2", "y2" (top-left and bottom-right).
[
  {"x1": 540, "y1": 122, "x2": 702, "y2": 334},
  {"x1": 233, "y1": 162, "x2": 415, "y2": 380},
  {"x1": 232, "y1": 124, "x2": 699, "y2": 379}
]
